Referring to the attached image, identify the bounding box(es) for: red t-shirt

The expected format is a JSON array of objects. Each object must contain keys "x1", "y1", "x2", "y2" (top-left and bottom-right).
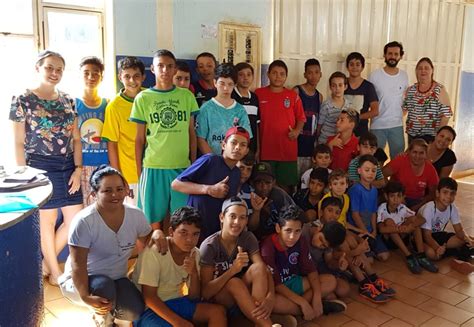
[
  {"x1": 328, "y1": 134, "x2": 359, "y2": 170},
  {"x1": 255, "y1": 87, "x2": 306, "y2": 161},
  {"x1": 387, "y1": 154, "x2": 439, "y2": 199}
]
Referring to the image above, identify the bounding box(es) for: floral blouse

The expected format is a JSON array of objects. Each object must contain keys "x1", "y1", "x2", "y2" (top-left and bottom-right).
[{"x1": 9, "y1": 89, "x2": 77, "y2": 156}]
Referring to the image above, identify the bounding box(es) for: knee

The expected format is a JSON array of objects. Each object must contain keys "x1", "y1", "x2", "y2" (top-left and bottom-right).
[
  {"x1": 225, "y1": 277, "x2": 246, "y2": 293},
  {"x1": 377, "y1": 252, "x2": 390, "y2": 262},
  {"x1": 320, "y1": 274, "x2": 337, "y2": 295},
  {"x1": 335, "y1": 278, "x2": 350, "y2": 298},
  {"x1": 209, "y1": 304, "x2": 227, "y2": 321},
  {"x1": 89, "y1": 275, "x2": 116, "y2": 301}
]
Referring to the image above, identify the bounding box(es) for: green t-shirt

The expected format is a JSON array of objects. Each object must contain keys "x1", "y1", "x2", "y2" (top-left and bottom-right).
[{"x1": 130, "y1": 86, "x2": 199, "y2": 169}]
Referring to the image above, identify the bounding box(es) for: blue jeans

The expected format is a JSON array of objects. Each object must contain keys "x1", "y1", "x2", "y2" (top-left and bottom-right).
[{"x1": 371, "y1": 126, "x2": 405, "y2": 160}]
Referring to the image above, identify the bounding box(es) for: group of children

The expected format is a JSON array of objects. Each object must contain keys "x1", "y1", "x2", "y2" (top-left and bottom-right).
[{"x1": 63, "y1": 48, "x2": 473, "y2": 326}]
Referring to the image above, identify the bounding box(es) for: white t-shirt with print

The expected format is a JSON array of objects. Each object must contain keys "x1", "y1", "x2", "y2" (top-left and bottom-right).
[
  {"x1": 377, "y1": 202, "x2": 415, "y2": 225},
  {"x1": 420, "y1": 201, "x2": 460, "y2": 232}
]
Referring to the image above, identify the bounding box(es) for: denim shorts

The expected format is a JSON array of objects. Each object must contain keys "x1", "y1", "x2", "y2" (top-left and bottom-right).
[
  {"x1": 26, "y1": 153, "x2": 83, "y2": 209},
  {"x1": 134, "y1": 297, "x2": 198, "y2": 327}
]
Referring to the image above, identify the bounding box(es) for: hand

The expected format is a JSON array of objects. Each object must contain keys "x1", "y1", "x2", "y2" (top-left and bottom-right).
[
  {"x1": 232, "y1": 246, "x2": 249, "y2": 274},
  {"x1": 436, "y1": 244, "x2": 446, "y2": 258},
  {"x1": 312, "y1": 298, "x2": 323, "y2": 318},
  {"x1": 288, "y1": 125, "x2": 299, "y2": 140},
  {"x1": 312, "y1": 232, "x2": 327, "y2": 249},
  {"x1": 252, "y1": 296, "x2": 274, "y2": 320},
  {"x1": 338, "y1": 253, "x2": 349, "y2": 271},
  {"x1": 68, "y1": 168, "x2": 82, "y2": 194},
  {"x1": 351, "y1": 255, "x2": 364, "y2": 268},
  {"x1": 149, "y1": 230, "x2": 168, "y2": 255},
  {"x1": 207, "y1": 176, "x2": 230, "y2": 198},
  {"x1": 328, "y1": 133, "x2": 344, "y2": 149},
  {"x1": 370, "y1": 230, "x2": 377, "y2": 239},
  {"x1": 465, "y1": 236, "x2": 474, "y2": 248},
  {"x1": 183, "y1": 251, "x2": 198, "y2": 275},
  {"x1": 82, "y1": 295, "x2": 112, "y2": 315},
  {"x1": 250, "y1": 192, "x2": 266, "y2": 212},
  {"x1": 356, "y1": 239, "x2": 370, "y2": 254},
  {"x1": 300, "y1": 301, "x2": 317, "y2": 321}
]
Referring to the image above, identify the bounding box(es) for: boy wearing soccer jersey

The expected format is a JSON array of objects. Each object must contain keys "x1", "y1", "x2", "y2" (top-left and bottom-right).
[
  {"x1": 192, "y1": 52, "x2": 217, "y2": 107},
  {"x1": 255, "y1": 60, "x2": 306, "y2": 194},
  {"x1": 130, "y1": 49, "x2": 199, "y2": 229}
]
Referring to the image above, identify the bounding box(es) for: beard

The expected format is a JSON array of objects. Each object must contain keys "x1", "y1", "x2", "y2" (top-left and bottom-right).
[{"x1": 385, "y1": 58, "x2": 400, "y2": 68}]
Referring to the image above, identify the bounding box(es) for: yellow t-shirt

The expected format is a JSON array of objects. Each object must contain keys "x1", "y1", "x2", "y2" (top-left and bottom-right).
[
  {"x1": 318, "y1": 192, "x2": 350, "y2": 226},
  {"x1": 102, "y1": 90, "x2": 138, "y2": 184},
  {"x1": 132, "y1": 242, "x2": 200, "y2": 302}
]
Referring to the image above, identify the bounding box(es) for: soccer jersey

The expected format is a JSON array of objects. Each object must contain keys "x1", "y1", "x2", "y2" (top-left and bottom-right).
[
  {"x1": 232, "y1": 88, "x2": 259, "y2": 153},
  {"x1": 318, "y1": 98, "x2": 351, "y2": 144},
  {"x1": 344, "y1": 80, "x2": 378, "y2": 136},
  {"x1": 327, "y1": 134, "x2": 359, "y2": 171},
  {"x1": 102, "y1": 89, "x2": 139, "y2": 184},
  {"x1": 348, "y1": 156, "x2": 384, "y2": 183},
  {"x1": 300, "y1": 167, "x2": 332, "y2": 189},
  {"x1": 238, "y1": 182, "x2": 254, "y2": 216},
  {"x1": 255, "y1": 87, "x2": 306, "y2": 161},
  {"x1": 347, "y1": 182, "x2": 378, "y2": 232},
  {"x1": 420, "y1": 201, "x2": 460, "y2": 232},
  {"x1": 130, "y1": 86, "x2": 199, "y2": 169},
  {"x1": 192, "y1": 80, "x2": 217, "y2": 107},
  {"x1": 196, "y1": 98, "x2": 252, "y2": 155},
  {"x1": 293, "y1": 189, "x2": 319, "y2": 213},
  {"x1": 261, "y1": 233, "x2": 316, "y2": 285},
  {"x1": 295, "y1": 85, "x2": 321, "y2": 157},
  {"x1": 377, "y1": 203, "x2": 415, "y2": 225}
]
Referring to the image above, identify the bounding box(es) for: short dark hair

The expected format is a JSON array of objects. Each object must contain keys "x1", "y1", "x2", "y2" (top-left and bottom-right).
[
  {"x1": 346, "y1": 52, "x2": 365, "y2": 68},
  {"x1": 176, "y1": 60, "x2": 191, "y2": 73},
  {"x1": 320, "y1": 196, "x2": 343, "y2": 211},
  {"x1": 384, "y1": 181, "x2": 405, "y2": 195},
  {"x1": 240, "y1": 151, "x2": 256, "y2": 167},
  {"x1": 304, "y1": 58, "x2": 321, "y2": 71},
  {"x1": 235, "y1": 62, "x2": 254, "y2": 75},
  {"x1": 170, "y1": 206, "x2": 202, "y2": 230},
  {"x1": 215, "y1": 63, "x2": 237, "y2": 83},
  {"x1": 358, "y1": 154, "x2": 378, "y2": 168},
  {"x1": 268, "y1": 59, "x2": 288, "y2": 75},
  {"x1": 153, "y1": 49, "x2": 176, "y2": 63},
  {"x1": 277, "y1": 205, "x2": 305, "y2": 227},
  {"x1": 117, "y1": 56, "x2": 145, "y2": 75},
  {"x1": 79, "y1": 56, "x2": 104, "y2": 73},
  {"x1": 313, "y1": 144, "x2": 331, "y2": 158},
  {"x1": 309, "y1": 167, "x2": 329, "y2": 186},
  {"x1": 329, "y1": 71, "x2": 347, "y2": 85},
  {"x1": 196, "y1": 52, "x2": 217, "y2": 65},
  {"x1": 384, "y1": 41, "x2": 405, "y2": 56},
  {"x1": 437, "y1": 177, "x2": 458, "y2": 192},
  {"x1": 437, "y1": 125, "x2": 456, "y2": 141},
  {"x1": 374, "y1": 148, "x2": 388, "y2": 166},
  {"x1": 359, "y1": 132, "x2": 378, "y2": 147},
  {"x1": 328, "y1": 169, "x2": 348, "y2": 185},
  {"x1": 90, "y1": 165, "x2": 128, "y2": 192},
  {"x1": 321, "y1": 221, "x2": 346, "y2": 248}
]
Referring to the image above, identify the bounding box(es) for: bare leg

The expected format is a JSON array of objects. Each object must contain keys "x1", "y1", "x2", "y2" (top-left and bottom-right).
[
  {"x1": 319, "y1": 274, "x2": 337, "y2": 298},
  {"x1": 56, "y1": 204, "x2": 83, "y2": 255},
  {"x1": 193, "y1": 303, "x2": 227, "y2": 327},
  {"x1": 242, "y1": 262, "x2": 268, "y2": 302},
  {"x1": 39, "y1": 209, "x2": 61, "y2": 285}
]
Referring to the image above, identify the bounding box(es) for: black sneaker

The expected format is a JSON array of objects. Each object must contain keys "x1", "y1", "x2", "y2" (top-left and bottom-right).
[
  {"x1": 407, "y1": 255, "x2": 422, "y2": 274},
  {"x1": 418, "y1": 256, "x2": 439, "y2": 273},
  {"x1": 322, "y1": 299, "x2": 347, "y2": 315}
]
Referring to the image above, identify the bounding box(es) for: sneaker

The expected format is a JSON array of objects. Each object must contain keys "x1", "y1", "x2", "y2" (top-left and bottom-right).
[
  {"x1": 450, "y1": 259, "x2": 474, "y2": 275},
  {"x1": 417, "y1": 256, "x2": 439, "y2": 273},
  {"x1": 322, "y1": 299, "x2": 347, "y2": 314},
  {"x1": 406, "y1": 256, "x2": 422, "y2": 274},
  {"x1": 372, "y1": 277, "x2": 396, "y2": 297},
  {"x1": 359, "y1": 283, "x2": 390, "y2": 303},
  {"x1": 92, "y1": 313, "x2": 114, "y2": 327}
]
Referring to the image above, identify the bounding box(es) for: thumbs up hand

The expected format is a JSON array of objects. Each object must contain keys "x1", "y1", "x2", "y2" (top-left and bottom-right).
[
  {"x1": 207, "y1": 176, "x2": 230, "y2": 198},
  {"x1": 232, "y1": 246, "x2": 249, "y2": 274},
  {"x1": 183, "y1": 250, "x2": 197, "y2": 275},
  {"x1": 328, "y1": 133, "x2": 344, "y2": 149},
  {"x1": 338, "y1": 252, "x2": 349, "y2": 271}
]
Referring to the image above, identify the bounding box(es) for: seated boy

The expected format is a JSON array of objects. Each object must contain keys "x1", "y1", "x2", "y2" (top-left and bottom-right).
[
  {"x1": 318, "y1": 169, "x2": 351, "y2": 229},
  {"x1": 327, "y1": 109, "x2": 359, "y2": 171},
  {"x1": 420, "y1": 178, "x2": 473, "y2": 267},
  {"x1": 300, "y1": 144, "x2": 332, "y2": 189},
  {"x1": 347, "y1": 155, "x2": 390, "y2": 261},
  {"x1": 348, "y1": 132, "x2": 386, "y2": 189},
  {"x1": 377, "y1": 181, "x2": 438, "y2": 274},
  {"x1": 200, "y1": 197, "x2": 278, "y2": 327},
  {"x1": 262, "y1": 205, "x2": 346, "y2": 321},
  {"x1": 171, "y1": 126, "x2": 250, "y2": 243},
  {"x1": 133, "y1": 207, "x2": 227, "y2": 326},
  {"x1": 293, "y1": 168, "x2": 329, "y2": 223}
]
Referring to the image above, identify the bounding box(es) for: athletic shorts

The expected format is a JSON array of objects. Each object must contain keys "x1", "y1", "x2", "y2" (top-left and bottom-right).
[
  {"x1": 137, "y1": 168, "x2": 187, "y2": 224},
  {"x1": 283, "y1": 275, "x2": 304, "y2": 296},
  {"x1": 267, "y1": 161, "x2": 298, "y2": 186},
  {"x1": 432, "y1": 231, "x2": 456, "y2": 246},
  {"x1": 134, "y1": 297, "x2": 198, "y2": 327}
]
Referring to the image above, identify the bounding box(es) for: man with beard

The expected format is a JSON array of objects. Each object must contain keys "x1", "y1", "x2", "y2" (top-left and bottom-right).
[{"x1": 368, "y1": 41, "x2": 408, "y2": 160}]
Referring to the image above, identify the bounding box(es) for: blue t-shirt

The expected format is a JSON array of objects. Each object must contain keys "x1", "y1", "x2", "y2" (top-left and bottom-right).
[
  {"x1": 347, "y1": 182, "x2": 378, "y2": 232},
  {"x1": 76, "y1": 98, "x2": 109, "y2": 166},
  {"x1": 196, "y1": 98, "x2": 253, "y2": 155},
  {"x1": 296, "y1": 86, "x2": 321, "y2": 157},
  {"x1": 176, "y1": 153, "x2": 241, "y2": 242}
]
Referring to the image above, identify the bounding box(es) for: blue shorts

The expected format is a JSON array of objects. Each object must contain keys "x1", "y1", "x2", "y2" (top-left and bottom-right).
[
  {"x1": 26, "y1": 153, "x2": 83, "y2": 209},
  {"x1": 137, "y1": 168, "x2": 188, "y2": 223},
  {"x1": 283, "y1": 275, "x2": 304, "y2": 296},
  {"x1": 134, "y1": 297, "x2": 198, "y2": 327},
  {"x1": 367, "y1": 234, "x2": 389, "y2": 256}
]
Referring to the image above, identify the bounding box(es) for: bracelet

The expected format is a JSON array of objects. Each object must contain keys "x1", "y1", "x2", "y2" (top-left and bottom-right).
[{"x1": 75, "y1": 165, "x2": 83, "y2": 169}]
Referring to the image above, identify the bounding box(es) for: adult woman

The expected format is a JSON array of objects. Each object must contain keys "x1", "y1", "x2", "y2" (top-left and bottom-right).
[
  {"x1": 403, "y1": 57, "x2": 452, "y2": 143},
  {"x1": 9, "y1": 50, "x2": 83, "y2": 285},
  {"x1": 382, "y1": 139, "x2": 439, "y2": 211},
  {"x1": 58, "y1": 166, "x2": 153, "y2": 326},
  {"x1": 427, "y1": 126, "x2": 457, "y2": 178}
]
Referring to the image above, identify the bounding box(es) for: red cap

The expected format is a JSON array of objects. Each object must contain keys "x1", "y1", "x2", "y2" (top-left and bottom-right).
[{"x1": 224, "y1": 126, "x2": 250, "y2": 143}]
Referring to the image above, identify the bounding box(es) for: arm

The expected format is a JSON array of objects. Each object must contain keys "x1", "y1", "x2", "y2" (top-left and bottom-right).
[
  {"x1": 438, "y1": 165, "x2": 454, "y2": 179},
  {"x1": 197, "y1": 137, "x2": 213, "y2": 155},
  {"x1": 382, "y1": 164, "x2": 394, "y2": 182},
  {"x1": 359, "y1": 100, "x2": 379, "y2": 120},
  {"x1": 422, "y1": 228, "x2": 443, "y2": 251},
  {"x1": 453, "y1": 223, "x2": 469, "y2": 243},
  {"x1": 412, "y1": 185, "x2": 436, "y2": 212},
  {"x1": 135, "y1": 123, "x2": 146, "y2": 177},
  {"x1": 107, "y1": 141, "x2": 120, "y2": 171},
  {"x1": 351, "y1": 212, "x2": 369, "y2": 234},
  {"x1": 69, "y1": 117, "x2": 82, "y2": 193},
  {"x1": 184, "y1": 252, "x2": 200, "y2": 300},
  {"x1": 200, "y1": 264, "x2": 239, "y2": 300},
  {"x1": 12, "y1": 121, "x2": 26, "y2": 165},
  {"x1": 275, "y1": 283, "x2": 309, "y2": 308},
  {"x1": 308, "y1": 271, "x2": 323, "y2": 316},
  {"x1": 372, "y1": 178, "x2": 386, "y2": 189},
  {"x1": 378, "y1": 220, "x2": 401, "y2": 234},
  {"x1": 370, "y1": 213, "x2": 377, "y2": 237},
  {"x1": 188, "y1": 116, "x2": 197, "y2": 162}
]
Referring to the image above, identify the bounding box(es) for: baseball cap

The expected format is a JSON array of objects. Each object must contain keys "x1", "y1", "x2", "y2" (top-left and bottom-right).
[
  {"x1": 224, "y1": 126, "x2": 250, "y2": 143},
  {"x1": 251, "y1": 162, "x2": 274, "y2": 181},
  {"x1": 221, "y1": 196, "x2": 248, "y2": 213}
]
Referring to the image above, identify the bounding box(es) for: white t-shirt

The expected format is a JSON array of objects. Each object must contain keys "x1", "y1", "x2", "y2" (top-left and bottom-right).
[
  {"x1": 420, "y1": 201, "x2": 460, "y2": 232},
  {"x1": 368, "y1": 68, "x2": 408, "y2": 129},
  {"x1": 63, "y1": 203, "x2": 152, "y2": 280},
  {"x1": 377, "y1": 202, "x2": 415, "y2": 225},
  {"x1": 133, "y1": 239, "x2": 200, "y2": 302}
]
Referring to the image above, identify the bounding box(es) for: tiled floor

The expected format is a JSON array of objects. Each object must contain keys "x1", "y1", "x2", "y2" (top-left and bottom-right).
[{"x1": 42, "y1": 181, "x2": 474, "y2": 327}]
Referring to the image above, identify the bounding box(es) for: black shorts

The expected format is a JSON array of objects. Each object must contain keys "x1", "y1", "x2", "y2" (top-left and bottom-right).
[{"x1": 431, "y1": 231, "x2": 456, "y2": 246}]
